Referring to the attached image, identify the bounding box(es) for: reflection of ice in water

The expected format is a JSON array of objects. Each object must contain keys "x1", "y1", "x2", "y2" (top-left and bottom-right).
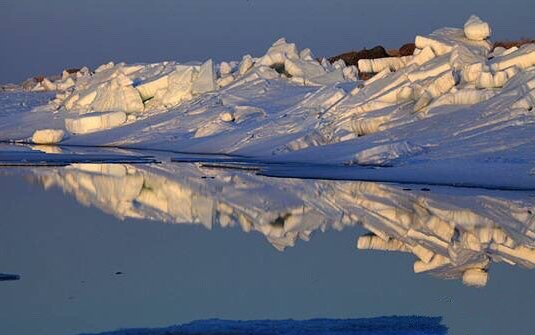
[{"x1": 28, "y1": 162, "x2": 535, "y2": 287}]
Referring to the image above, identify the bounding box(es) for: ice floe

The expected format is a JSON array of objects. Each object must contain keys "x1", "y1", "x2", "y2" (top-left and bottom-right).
[
  {"x1": 463, "y1": 15, "x2": 492, "y2": 41},
  {"x1": 65, "y1": 111, "x2": 127, "y2": 134},
  {"x1": 31, "y1": 129, "x2": 64, "y2": 144}
]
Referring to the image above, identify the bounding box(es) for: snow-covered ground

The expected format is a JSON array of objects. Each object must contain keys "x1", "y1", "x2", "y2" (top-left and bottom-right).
[{"x1": 1, "y1": 15, "x2": 535, "y2": 188}]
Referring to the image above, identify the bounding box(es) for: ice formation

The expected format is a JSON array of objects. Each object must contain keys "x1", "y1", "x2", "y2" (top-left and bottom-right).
[
  {"x1": 1, "y1": 14, "x2": 535, "y2": 180},
  {"x1": 65, "y1": 111, "x2": 127, "y2": 134},
  {"x1": 463, "y1": 15, "x2": 491, "y2": 41},
  {"x1": 0, "y1": 37, "x2": 360, "y2": 137},
  {"x1": 31, "y1": 129, "x2": 64, "y2": 144}
]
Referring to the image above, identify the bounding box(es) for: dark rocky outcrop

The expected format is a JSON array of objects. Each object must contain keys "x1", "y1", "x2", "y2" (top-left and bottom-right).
[
  {"x1": 493, "y1": 39, "x2": 535, "y2": 50},
  {"x1": 65, "y1": 68, "x2": 81, "y2": 74},
  {"x1": 399, "y1": 43, "x2": 416, "y2": 56},
  {"x1": 328, "y1": 46, "x2": 389, "y2": 67},
  {"x1": 386, "y1": 49, "x2": 401, "y2": 57}
]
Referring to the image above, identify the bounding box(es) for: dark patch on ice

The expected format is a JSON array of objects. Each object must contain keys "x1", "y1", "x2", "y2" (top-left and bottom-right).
[
  {"x1": 79, "y1": 316, "x2": 447, "y2": 335},
  {"x1": 132, "y1": 78, "x2": 143, "y2": 87},
  {"x1": 0, "y1": 273, "x2": 20, "y2": 281},
  {"x1": 201, "y1": 163, "x2": 263, "y2": 172},
  {"x1": 271, "y1": 63, "x2": 292, "y2": 78},
  {"x1": 270, "y1": 213, "x2": 291, "y2": 228}
]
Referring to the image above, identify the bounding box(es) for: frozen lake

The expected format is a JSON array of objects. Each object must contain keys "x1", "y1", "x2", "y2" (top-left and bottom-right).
[{"x1": 1, "y1": 149, "x2": 535, "y2": 335}]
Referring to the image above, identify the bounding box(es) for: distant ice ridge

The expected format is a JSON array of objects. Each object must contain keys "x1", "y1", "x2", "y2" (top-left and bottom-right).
[
  {"x1": 1, "y1": 15, "x2": 535, "y2": 172},
  {"x1": 25, "y1": 161, "x2": 535, "y2": 287}
]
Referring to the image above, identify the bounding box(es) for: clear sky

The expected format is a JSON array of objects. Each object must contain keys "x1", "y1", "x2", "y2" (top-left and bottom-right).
[{"x1": 1, "y1": 0, "x2": 534, "y2": 83}]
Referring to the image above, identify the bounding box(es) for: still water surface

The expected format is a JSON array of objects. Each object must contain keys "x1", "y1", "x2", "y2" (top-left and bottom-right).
[{"x1": 1, "y1": 161, "x2": 535, "y2": 335}]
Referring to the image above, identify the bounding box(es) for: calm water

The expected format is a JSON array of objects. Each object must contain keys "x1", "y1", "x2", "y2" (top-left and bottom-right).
[{"x1": 1, "y1": 158, "x2": 535, "y2": 335}]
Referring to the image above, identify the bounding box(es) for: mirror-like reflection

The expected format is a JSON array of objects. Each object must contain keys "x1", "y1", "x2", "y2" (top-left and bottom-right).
[{"x1": 21, "y1": 161, "x2": 535, "y2": 288}]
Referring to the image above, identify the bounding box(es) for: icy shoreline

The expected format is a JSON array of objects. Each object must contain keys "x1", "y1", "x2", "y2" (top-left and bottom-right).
[
  {"x1": 1, "y1": 14, "x2": 535, "y2": 188},
  {"x1": 1, "y1": 144, "x2": 533, "y2": 190}
]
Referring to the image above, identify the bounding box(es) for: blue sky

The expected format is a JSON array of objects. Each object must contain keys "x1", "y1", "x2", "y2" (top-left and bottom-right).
[{"x1": 1, "y1": 0, "x2": 534, "y2": 83}]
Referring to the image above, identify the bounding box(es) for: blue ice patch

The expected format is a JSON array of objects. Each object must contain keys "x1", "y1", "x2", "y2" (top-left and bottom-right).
[
  {"x1": 80, "y1": 316, "x2": 448, "y2": 335},
  {"x1": 132, "y1": 78, "x2": 143, "y2": 87}
]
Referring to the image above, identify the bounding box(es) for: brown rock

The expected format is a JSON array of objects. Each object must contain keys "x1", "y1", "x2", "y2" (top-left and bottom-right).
[
  {"x1": 328, "y1": 45, "x2": 389, "y2": 66},
  {"x1": 65, "y1": 68, "x2": 80, "y2": 74},
  {"x1": 399, "y1": 43, "x2": 416, "y2": 56},
  {"x1": 358, "y1": 72, "x2": 375, "y2": 80},
  {"x1": 386, "y1": 49, "x2": 400, "y2": 57},
  {"x1": 493, "y1": 39, "x2": 535, "y2": 50},
  {"x1": 33, "y1": 75, "x2": 45, "y2": 83}
]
